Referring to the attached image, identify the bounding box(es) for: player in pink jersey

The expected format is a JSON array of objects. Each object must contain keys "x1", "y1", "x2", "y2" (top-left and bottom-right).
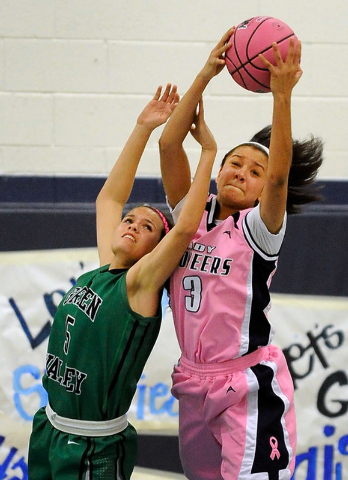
[{"x1": 159, "y1": 29, "x2": 323, "y2": 480}]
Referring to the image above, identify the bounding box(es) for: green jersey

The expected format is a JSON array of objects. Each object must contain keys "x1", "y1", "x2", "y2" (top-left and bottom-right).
[{"x1": 43, "y1": 265, "x2": 162, "y2": 421}]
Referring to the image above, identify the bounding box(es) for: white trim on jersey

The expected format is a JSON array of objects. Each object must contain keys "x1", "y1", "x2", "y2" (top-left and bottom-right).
[
  {"x1": 168, "y1": 195, "x2": 286, "y2": 259},
  {"x1": 243, "y1": 204, "x2": 286, "y2": 260},
  {"x1": 167, "y1": 194, "x2": 185, "y2": 224}
]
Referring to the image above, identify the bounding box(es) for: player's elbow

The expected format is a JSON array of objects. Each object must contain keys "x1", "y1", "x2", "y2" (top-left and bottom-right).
[
  {"x1": 175, "y1": 216, "x2": 199, "y2": 241},
  {"x1": 159, "y1": 131, "x2": 181, "y2": 154},
  {"x1": 96, "y1": 189, "x2": 105, "y2": 207},
  {"x1": 159, "y1": 135, "x2": 171, "y2": 153}
]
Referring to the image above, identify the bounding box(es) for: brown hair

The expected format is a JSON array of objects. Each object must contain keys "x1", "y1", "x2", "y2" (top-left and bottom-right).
[{"x1": 249, "y1": 125, "x2": 324, "y2": 214}]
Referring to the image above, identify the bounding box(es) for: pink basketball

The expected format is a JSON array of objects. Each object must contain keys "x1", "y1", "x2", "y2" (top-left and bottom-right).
[{"x1": 225, "y1": 16, "x2": 298, "y2": 93}]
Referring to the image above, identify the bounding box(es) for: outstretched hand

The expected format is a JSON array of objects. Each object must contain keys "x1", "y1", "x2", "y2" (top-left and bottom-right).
[
  {"x1": 259, "y1": 38, "x2": 302, "y2": 97},
  {"x1": 200, "y1": 27, "x2": 235, "y2": 82},
  {"x1": 137, "y1": 84, "x2": 180, "y2": 130}
]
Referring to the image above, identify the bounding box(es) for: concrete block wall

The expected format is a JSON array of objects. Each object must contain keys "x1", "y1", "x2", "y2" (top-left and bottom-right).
[{"x1": 0, "y1": 0, "x2": 347, "y2": 180}]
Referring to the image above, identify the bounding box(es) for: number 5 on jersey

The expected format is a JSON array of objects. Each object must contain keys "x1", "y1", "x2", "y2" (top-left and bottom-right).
[{"x1": 64, "y1": 315, "x2": 76, "y2": 355}]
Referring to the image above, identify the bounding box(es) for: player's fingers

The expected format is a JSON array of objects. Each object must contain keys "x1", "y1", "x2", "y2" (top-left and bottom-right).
[
  {"x1": 222, "y1": 26, "x2": 235, "y2": 44},
  {"x1": 293, "y1": 40, "x2": 302, "y2": 65},
  {"x1": 153, "y1": 85, "x2": 162, "y2": 101},
  {"x1": 258, "y1": 53, "x2": 272, "y2": 69},
  {"x1": 284, "y1": 37, "x2": 296, "y2": 64},
  {"x1": 160, "y1": 83, "x2": 172, "y2": 102},
  {"x1": 169, "y1": 92, "x2": 180, "y2": 110},
  {"x1": 271, "y1": 42, "x2": 283, "y2": 64},
  {"x1": 214, "y1": 27, "x2": 234, "y2": 55},
  {"x1": 166, "y1": 84, "x2": 175, "y2": 103}
]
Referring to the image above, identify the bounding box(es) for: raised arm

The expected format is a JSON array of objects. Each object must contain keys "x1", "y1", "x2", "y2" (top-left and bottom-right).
[
  {"x1": 259, "y1": 39, "x2": 302, "y2": 233},
  {"x1": 96, "y1": 84, "x2": 179, "y2": 266},
  {"x1": 127, "y1": 99, "x2": 217, "y2": 314},
  {"x1": 159, "y1": 28, "x2": 234, "y2": 208}
]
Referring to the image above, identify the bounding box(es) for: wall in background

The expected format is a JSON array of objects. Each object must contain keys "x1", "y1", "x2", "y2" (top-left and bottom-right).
[{"x1": 0, "y1": 0, "x2": 347, "y2": 180}]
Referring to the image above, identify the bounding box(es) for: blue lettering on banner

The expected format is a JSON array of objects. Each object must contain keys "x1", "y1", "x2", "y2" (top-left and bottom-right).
[
  {"x1": 13, "y1": 365, "x2": 47, "y2": 421},
  {"x1": 292, "y1": 425, "x2": 348, "y2": 480},
  {"x1": 136, "y1": 374, "x2": 178, "y2": 419},
  {"x1": 0, "y1": 435, "x2": 28, "y2": 480},
  {"x1": 8, "y1": 298, "x2": 52, "y2": 350},
  {"x1": 43, "y1": 289, "x2": 66, "y2": 319},
  {"x1": 8, "y1": 271, "x2": 80, "y2": 351},
  {"x1": 149, "y1": 383, "x2": 177, "y2": 416},
  {"x1": 12, "y1": 368, "x2": 177, "y2": 422},
  {"x1": 134, "y1": 374, "x2": 178, "y2": 420}
]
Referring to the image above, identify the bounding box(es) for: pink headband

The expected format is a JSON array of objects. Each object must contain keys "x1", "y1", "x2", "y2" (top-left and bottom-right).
[{"x1": 151, "y1": 208, "x2": 170, "y2": 235}]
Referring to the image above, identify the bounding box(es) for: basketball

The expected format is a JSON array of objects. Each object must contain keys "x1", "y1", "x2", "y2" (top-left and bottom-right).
[{"x1": 225, "y1": 16, "x2": 298, "y2": 93}]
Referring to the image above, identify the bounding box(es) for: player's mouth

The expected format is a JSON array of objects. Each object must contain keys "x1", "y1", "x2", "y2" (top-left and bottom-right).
[
  {"x1": 123, "y1": 234, "x2": 136, "y2": 242},
  {"x1": 227, "y1": 183, "x2": 244, "y2": 193}
]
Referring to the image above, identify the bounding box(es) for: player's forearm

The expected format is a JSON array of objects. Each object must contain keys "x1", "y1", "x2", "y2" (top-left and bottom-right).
[
  {"x1": 268, "y1": 94, "x2": 293, "y2": 184},
  {"x1": 176, "y1": 147, "x2": 216, "y2": 235},
  {"x1": 97, "y1": 123, "x2": 152, "y2": 207},
  {"x1": 159, "y1": 75, "x2": 211, "y2": 207},
  {"x1": 160, "y1": 74, "x2": 209, "y2": 148}
]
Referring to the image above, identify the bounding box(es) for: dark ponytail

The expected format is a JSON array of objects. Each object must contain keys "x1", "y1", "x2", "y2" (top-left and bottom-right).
[{"x1": 250, "y1": 125, "x2": 324, "y2": 214}]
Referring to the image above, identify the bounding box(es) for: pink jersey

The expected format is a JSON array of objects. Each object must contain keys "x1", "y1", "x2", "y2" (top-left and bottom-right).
[{"x1": 170, "y1": 195, "x2": 286, "y2": 363}]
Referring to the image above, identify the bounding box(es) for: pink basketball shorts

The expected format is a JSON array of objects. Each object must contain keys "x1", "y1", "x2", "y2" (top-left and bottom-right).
[{"x1": 171, "y1": 344, "x2": 296, "y2": 480}]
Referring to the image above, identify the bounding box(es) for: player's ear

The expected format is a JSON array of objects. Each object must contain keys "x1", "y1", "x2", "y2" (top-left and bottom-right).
[
  {"x1": 256, "y1": 187, "x2": 265, "y2": 204},
  {"x1": 216, "y1": 166, "x2": 223, "y2": 182}
]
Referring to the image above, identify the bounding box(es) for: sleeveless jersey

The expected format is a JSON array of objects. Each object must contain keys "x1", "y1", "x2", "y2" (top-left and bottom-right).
[
  {"x1": 43, "y1": 265, "x2": 162, "y2": 421},
  {"x1": 170, "y1": 195, "x2": 285, "y2": 363}
]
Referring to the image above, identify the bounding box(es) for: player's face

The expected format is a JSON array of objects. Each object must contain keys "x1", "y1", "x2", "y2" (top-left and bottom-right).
[
  {"x1": 112, "y1": 207, "x2": 163, "y2": 265},
  {"x1": 216, "y1": 146, "x2": 268, "y2": 214}
]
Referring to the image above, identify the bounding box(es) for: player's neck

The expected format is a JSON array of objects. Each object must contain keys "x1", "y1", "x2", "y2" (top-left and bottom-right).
[{"x1": 214, "y1": 200, "x2": 240, "y2": 221}]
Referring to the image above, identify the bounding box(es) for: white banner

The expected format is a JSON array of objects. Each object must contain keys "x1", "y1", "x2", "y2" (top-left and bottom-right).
[
  {"x1": 268, "y1": 295, "x2": 348, "y2": 480},
  {"x1": 0, "y1": 248, "x2": 347, "y2": 480}
]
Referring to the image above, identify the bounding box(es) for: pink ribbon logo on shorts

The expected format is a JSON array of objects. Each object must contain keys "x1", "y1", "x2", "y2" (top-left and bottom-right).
[{"x1": 270, "y1": 436, "x2": 280, "y2": 460}]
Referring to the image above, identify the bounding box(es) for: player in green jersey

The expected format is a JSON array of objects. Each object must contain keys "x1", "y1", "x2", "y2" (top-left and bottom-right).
[{"x1": 28, "y1": 86, "x2": 218, "y2": 479}]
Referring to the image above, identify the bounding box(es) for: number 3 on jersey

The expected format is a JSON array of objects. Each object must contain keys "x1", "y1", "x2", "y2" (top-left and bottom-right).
[
  {"x1": 64, "y1": 314, "x2": 76, "y2": 355},
  {"x1": 183, "y1": 276, "x2": 202, "y2": 313}
]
